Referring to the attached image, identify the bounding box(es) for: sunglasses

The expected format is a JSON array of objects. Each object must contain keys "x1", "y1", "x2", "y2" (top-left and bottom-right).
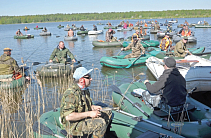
[{"x1": 83, "y1": 74, "x2": 91, "y2": 79}]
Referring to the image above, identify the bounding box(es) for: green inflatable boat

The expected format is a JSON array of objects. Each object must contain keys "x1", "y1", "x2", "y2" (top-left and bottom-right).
[
  {"x1": 126, "y1": 35, "x2": 150, "y2": 41},
  {"x1": 34, "y1": 27, "x2": 43, "y2": 30},
  {"x1": 100, "y1": 54, "x2": 152, "y2": 68},
  {"x1": 104, "y1": 26, "x2": 117, "y2": 29},
  {"x1": 92, "y1": 41, "x2": 124, "y2": 47},
  {"x1": 35, "y1": 61, "x2": 82, "y2": 77},
  {"x1": 33, "y1": 105, "x2": 183, "y2": 138},
  {"x1": 122, "y1": 40, "x2": 159, "y2": 48},
  {"x1": 77, "y1": 30, "x2": 89, "y2": 35},
  {"x1": 57, "y1": 26, "x2": 64, "y2": 29},
  {"x1": 112, "y1": 82, "x2": 211, "y2": 138},
  {"x1": 14, "y1": 35, "x2": 34, "y2": 39},
  {"x1": 23, "y1": 28, "x2": 30, "y2": 31}
]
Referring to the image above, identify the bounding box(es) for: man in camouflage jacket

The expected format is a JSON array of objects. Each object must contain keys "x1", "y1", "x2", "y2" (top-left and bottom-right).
[
  {"x1": 60, "y1": 67, "x2": 111, "y2": 138},
  {"x1": 49, "y1": 41, "x2": 76, "y2": 64}
]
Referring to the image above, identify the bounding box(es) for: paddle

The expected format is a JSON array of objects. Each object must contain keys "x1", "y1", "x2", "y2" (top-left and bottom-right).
[
  {"x1": 33, "y1": 121, "x2": 65, "y2": 138},
  {"x1": 117, "y1": 110, "x2": 171, "y2": 131},
  {"x1": 125, "y1": 54, "x2": 143, "y2": 68},
  {"x1": 32, "y1": 62, "x2": 48, "y2": 66},
  {"x1": 116, "y1": 50, "x2": 122, "y2": 56},
  {"x1": 110, "y1": 85, "x2": 149, "y2": 118}
]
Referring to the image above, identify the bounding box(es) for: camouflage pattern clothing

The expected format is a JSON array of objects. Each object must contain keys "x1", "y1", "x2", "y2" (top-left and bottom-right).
[
  {"x1": 174, "y1": 40, "x2": 187, "y2": 57},
  {"x1": 123, "y1": 40, "x2": 145, "y2": 59},
  {"x1": 105, "y1": 30, "x2": 116, "y2": 42},
  {"x1": 49, "y1": 46, "x2": 75, "y2": 64},
  {"x1": 60, "y1": 83, "x2": 111, "y2": 137},
  {"x1": 0, "y1": 53, "x2": 20, "y2": 75}
]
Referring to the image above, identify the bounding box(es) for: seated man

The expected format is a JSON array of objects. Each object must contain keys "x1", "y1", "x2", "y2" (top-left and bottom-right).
[
  {"x1": 174, "y1": 36, "x2": 192, "y2": 57},
  {"x1": 25, "y1": 26, "x2": 28, "y2": 29},
  {"x1": 67, "y1": 28, "x2": 74, "y2": 37},
  {"x1": 178, "y1": 25, "x2": 186, "y2": 35},
  {"x1": 16, "y1": 29, "x2": 23, "y2": 36},
  {"x1": 60, "y1": 67, "x2": 111, "y2": 138},
  {"x1": 105, "y1": 29, "x2": 116, "y2": 42},
  {"x1": 181, "y1": 26, "x2": 191, "y2": 36},
  {"x1": 132, "y1": 30, "x2": 141, "y2": 41},
  {"x1": 66, "y1": 24, "x2": 70, "y2": 28},
  {"x1": 144, "y1": 57, "x2": 187, "y2": 112},
  {"x1": 167, "y1": 24, "x2": 172, "y2": 32},
  {"x1": 93, "y1": 24, "x2": 97, "y2": 31},
  {"x1": 80, "y1": 25, "x2": 85, "y2": 31},
  {"x1": 49, "y1": 41, "x2": 76, "y2": 64},
  {"x1": 140, "y1": 26, "x2": 146, "y2": 36},
  {"x1": 160, "y1": 32, "x2": 173, "y2": 51},
  {"x1": 42, "y1": 27, "x2": 47, "y2": 32},
  {"x1": 204, "y1": 21, "x2": 209, "y2": 25},
  {"x1": 121, "y1": 36, "x2": 145, "y2": 59},
  {"x1": 0, "y1": 48, "x2": 21, "y2": 78}
]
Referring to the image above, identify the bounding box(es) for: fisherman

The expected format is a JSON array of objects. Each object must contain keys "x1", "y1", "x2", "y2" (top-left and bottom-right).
[
  {"x1": 144, "y1": 57, "x2": 187, "y2": 112},
  {"x1": 66, "y1": 24, "x2": 70, "y2": 28},
  {"x1": 204, "y1": 21, "x2": 209, "y2": 25},
  {"x1": 93, "y1": 25, "x2": 97, "y2": 31},
  {"x1": 24, "y1": 26, "x2": 28, "y2": 29},
  {"x1": 60, "y1": 67, "x2": 112, "y2": 138},
  {"x1": 67, "y1": 28, "x2": 74, "y2": 37},
  {"x1": 140, "y1": 26, "x2": 146, "y2": 36},
  {"x1": 16, "y1": 29, "x2": 23, "y2": 36},
  {"x1": 121, "y1": 36, "x2": 145, "y2": 59},
  {"x1": 131, "y1": 30, "x2": 141, "y2": 41},
  {"x1": 105, "y1": 29, "x2": 116, "y2": 42},
  {"x1": 160, "y1": 32, "x2": 173, "y2": 51},
  {"x1": 178, "y1": 25, "x2": 186, "y2": 35},
  {"x1": 49, "y1": 41, "x2": 76, "y2": 64},
  {"x1": 174, "y1": 36, "x2": 192, "y2": 57},
  {"x1": 0, "y1": 48, "x2": 21, "y2": 78},
  {"x1": 80, "y1": 25, "x2": 85, "y2": 31},
  {"x1": 181, "y1": 26, "x2": 191, "y2": 36},
  {"x1": 167, "y1": 24, "x2": 172, "y2": 32},
  {"x1": 42, "y1": 27, "x2": 47, "y2": 32}
]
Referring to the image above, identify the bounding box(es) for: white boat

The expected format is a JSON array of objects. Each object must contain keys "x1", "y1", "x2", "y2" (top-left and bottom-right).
[
  {"x1": 117, "y1": 27, "x2": 133, "y2": 31},
  {"x1": 172, "y1": 35, "x2": 197, "y2": 43},
  {"x1": 88, "y1": 30, "x2": 103, "y2": 35},
  {"x1": 168, "y1": 20, "x2": 178, "y2": 23},
  {"x1": 157, "y1": 30, "x2": 176, "y2": 38},
  {"x1": 64, "y1": 36, "x2": 78, "y2": 41},
  {"x1": 39, "y1": 32, "x2": 51, "y2": 36},
  {"x1": 146, "y1": 55, "x2": 211, "y2": 92}
]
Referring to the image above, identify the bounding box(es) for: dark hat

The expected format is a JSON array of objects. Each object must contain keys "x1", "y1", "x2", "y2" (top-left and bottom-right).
[
  {"x1": 183, "y1": 36, "x2": 188, "y2": 40},
  {"x1": 165, "y1": 32, "x2": 170, "y2": 36},
  {"x1": 164, "y1": 57, "x2": 176, "y2": 68}
]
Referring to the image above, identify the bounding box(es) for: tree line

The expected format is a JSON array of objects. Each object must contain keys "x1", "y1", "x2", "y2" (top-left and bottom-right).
[{"x1": 0, "y1": 9, "x2": 211, "y2": 24}]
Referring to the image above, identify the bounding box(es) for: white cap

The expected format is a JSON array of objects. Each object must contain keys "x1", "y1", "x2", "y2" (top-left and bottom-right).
[{"x1": 73, "y1": 67, "x2": 93, "y2": 80}]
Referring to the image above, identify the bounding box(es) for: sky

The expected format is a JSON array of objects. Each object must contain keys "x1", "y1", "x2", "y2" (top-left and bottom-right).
[{"x1": 1, "y1": 0, "x2": 211, "y2": 16}]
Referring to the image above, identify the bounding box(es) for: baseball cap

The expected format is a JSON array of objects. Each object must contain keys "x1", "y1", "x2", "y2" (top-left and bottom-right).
[{"x1": 73, "y1": 67, "x2": 93, "y2": 80}]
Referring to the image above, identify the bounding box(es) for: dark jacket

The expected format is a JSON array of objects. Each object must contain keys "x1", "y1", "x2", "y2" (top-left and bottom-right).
[
  {"x1": 93, "y1": 26, "x2": 97, "y2": 31},
  {"x1": 145, "y1": 68, "x2": 187, "y2": 107},
  {"x1": 80, "y1": 26, "x2": 85, "y2": 31}
]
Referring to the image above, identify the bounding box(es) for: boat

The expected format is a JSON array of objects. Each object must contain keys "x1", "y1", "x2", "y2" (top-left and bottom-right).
[
  {"x1": 177, "y1": 24, "x2": 193, "y2": 28},
  {"x1": 103, "y1": 26, "x2": 117, "y2": 29},
  {"x1": 14, "y1": 35, "x2": 34, "y2": 39},
  {"x1": 157, "y1": 30, "x2": 176, "y2": 38},
  {"x1": 33, "y1": 106, "x2": 183, "y2": 138},
  {"x1": 122, "y1": 40, "x2": 159, "y2": 48},
  {"x1": 168, "y1": 20, "x2": 178, "y2": 23},
  {"x1": 0, "y1": 67, "x2": 29, "y2": 89},
  {"x1": 100, "y1": 54, "x2": 152, "y2": 68},
  {"x1": 92, "y1": 40, "x2": 123, "y2": 47},
  {"x1": 34, "y1": 27, "x2": 43, "y2": 30},
  {"x1": 117, "y1": 28, "x2": 132, "y2": 31},
  {"x1": 150, "y1": 29, "x2": 160, "y2": 34},
  {"x1": 57, "y1": 26, "x2": 64, "y2": 29},
  {"x1": 172, "y1": 35, "x2": 197, "y2": 43},
  {"x1": 97, "y1": 23, "x2": 105, "y2": 25},
  {"x1": 64, "y1": 36, "x2": 78, "y2": 41},
  {"x1": 143, "y1": 26, "x2": 151, "y2": 29},
  {"x1": 23, "y1": 28, "x2": 30, "y2": 31},
  {"x1": 64, "y1": 27, "x2": 70, "y2": 31},
  {"x1": 195, "y1": 24, "x2": 211, "y2": 28},
  {"x1": 39, "y1": 32, "x2": 51, "y2": 36},
  {"x1": 126, "y1": 35, "x2": 150, "y2": 41},
  {"x1": 77, "y1": 30, "x2": 89, "y2": 35},
  {"x1": 146, "y1": 55, "x2": 211, "y2": 92},
  {"x1": 88, "y1": 30, "x2": 103, "y2": 35},
  {"x1": 112, "y1": 82, "x2": 211, "y2": 138},
  {"x1": 35, "y1": 61, "x2": 82, "y2": 77}
]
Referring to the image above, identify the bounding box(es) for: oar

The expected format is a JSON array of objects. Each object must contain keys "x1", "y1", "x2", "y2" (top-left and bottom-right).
[
  {"x1": 116, "y1": 50, "x2": 122, "y2": 56},
  {"x1": 117, "y1": 110, "x2": 171, "y2": 131},
  {"x1": 33, "y1": 121, "x2": 65, "y2": 138},
  {"x1": 32, "y1": 62, "x2": 48, "y2": 66},
  {"x1": 141, "y1": 41, "x2": 150, "y2": 47},
  {"x1": 125, "y1": 54, "x2": 143, "y2": 68},
  {"x1": 110, "y1": 85, "x2": 149, "y2": 118}
]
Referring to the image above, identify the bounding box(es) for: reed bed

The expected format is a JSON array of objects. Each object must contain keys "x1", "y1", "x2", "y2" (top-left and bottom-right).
[{"x1": 0, "y1": 65, "x2": 114, "y2": 138}]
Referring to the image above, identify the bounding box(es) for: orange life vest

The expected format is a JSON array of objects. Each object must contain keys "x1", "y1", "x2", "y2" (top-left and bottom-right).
[
  {"x1": 159, "y1": 37, "x2": 172, "y2": 50},
  {"x1": 181, "y1": 29, "x2": 191, "y2": 36}
]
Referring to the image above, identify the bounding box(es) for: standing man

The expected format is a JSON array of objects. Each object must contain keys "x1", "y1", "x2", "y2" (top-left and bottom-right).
[
  {"x1": 67, "y1": 28, "x2": 74, "y2": 37},
  {"x1": 144, "y1": 57, "x2": 187, "y2": 112},
  {"x1": 49, "y1": 41, "x2": 76, "y2": 64},
  {"x1": 174, "y1": 36, "x2": 192, "y2": 57},
  {"x1": 159, "y1": 32, "x2": 173, "y2": 51},
  {"x1": 0, "y1": 48, "x2": 21, "y2": 77},
  {"x1": 121, "y1": 36, "x2": 145, "y2": 59},
  {"x1": 16, "y1": 29, "x2": 23, "y2": 36},
  {"x1": 60, "y1": 67, "x2": 111, "y2": 138}
]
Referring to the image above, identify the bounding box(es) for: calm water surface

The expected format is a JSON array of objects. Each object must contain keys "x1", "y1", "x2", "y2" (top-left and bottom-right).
[{"x1": 1, "y1": 18, "x2": 211, "y2": 132}]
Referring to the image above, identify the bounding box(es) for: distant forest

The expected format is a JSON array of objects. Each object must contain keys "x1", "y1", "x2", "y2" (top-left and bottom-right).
[{"x1": 0, "y1": 9, "x2": 211, "y2": 24}]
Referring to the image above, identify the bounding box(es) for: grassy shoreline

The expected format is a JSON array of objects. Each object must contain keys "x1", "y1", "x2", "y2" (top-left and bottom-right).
[{"x1": 0, "y1": 9, "x2": 211, "y2": 25}]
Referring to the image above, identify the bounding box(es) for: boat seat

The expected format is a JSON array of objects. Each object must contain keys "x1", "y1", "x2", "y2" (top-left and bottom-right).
[{"x1": 153, "y1": 104, "x2": 196, "y2": 117}]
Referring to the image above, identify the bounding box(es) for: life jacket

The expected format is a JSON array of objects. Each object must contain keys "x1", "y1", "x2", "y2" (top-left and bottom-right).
[
  {"x1": 181, "y1": 29, "x2": 191, "y2": 36},
  {"x1": 144, "y1": 23, "x2": 147, "y2": 27},
  {"x1": 98, "y1": 40, "x2": 104, "y2": 42},
  {"x1": 160, "y1": 36, "x2": 172, "y2": 50}
]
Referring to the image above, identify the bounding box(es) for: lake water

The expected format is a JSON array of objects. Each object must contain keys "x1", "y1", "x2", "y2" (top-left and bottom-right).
[{"x1": 0, "y1": 17, "x2": 211, "y2": 137}]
